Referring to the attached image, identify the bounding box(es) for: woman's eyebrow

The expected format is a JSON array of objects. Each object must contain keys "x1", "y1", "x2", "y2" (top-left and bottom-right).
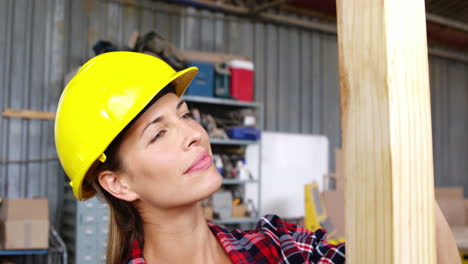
[
  {"x1": 141, "y1": 116, "x2": 164, "y2": 136},
  {"x1": 176, "y1": 100, "x2": 187, "y2": 110},
  {"x1": 140, "y1": 100, "x2": 188, "y2": 136}
]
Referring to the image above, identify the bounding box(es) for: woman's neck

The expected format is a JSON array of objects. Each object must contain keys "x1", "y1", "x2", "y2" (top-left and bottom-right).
[{"x1": 140, "y1": 202, "x2": 231, "y2": 264}]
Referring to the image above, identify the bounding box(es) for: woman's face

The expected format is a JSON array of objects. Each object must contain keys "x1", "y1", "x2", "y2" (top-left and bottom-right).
[{"x1": 115, "y1": 92, "x2": 222, "y2": 209}]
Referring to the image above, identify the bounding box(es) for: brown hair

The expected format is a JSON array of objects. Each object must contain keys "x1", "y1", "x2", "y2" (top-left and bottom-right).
[
  {"x1": 85, "y1": 132, "x2": 144, "y2": 264},
  {"x1": 83, "y1": 84, "x2": 177, "y2": 263}
]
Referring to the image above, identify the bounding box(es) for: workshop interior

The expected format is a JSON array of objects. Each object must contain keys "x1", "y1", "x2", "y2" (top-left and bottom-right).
[{"x1": 0, "y1": 0, "x2": 467, "y2": 263}]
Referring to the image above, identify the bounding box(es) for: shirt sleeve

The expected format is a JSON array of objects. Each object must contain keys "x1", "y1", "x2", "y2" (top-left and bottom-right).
[{"x1": 257, "y1": 214, "x2": 346, "y2": 264}]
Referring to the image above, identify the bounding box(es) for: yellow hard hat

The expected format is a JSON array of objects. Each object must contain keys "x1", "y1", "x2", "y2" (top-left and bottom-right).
[{"x1": 54, "y1": 52, "x2": 198, "y2": 201}]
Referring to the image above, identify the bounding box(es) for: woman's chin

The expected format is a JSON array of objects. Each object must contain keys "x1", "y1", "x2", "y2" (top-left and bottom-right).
[
  {"x1": 206, "y1": 170, "x2": 223, "y2": 192},
  {"x1": 198, "y1": 170, "x2": 223, "y2": 200}
]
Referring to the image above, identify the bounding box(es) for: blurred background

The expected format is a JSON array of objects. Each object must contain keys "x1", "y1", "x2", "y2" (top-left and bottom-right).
[{"x1": 0, "y1": 0, "x2": 467, "y2": 263}]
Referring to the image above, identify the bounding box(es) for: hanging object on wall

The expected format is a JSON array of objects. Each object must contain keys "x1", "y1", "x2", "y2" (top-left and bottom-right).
[{"x1": 133, "y1": 31, "x2": 188, "y2": 70}]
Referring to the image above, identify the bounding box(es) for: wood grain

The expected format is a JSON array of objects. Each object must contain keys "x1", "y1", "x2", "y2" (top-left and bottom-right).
[
  {"x1": 2, "y1": 108, "x2": 56, "y2": 120},
  {"x1": 336, "y1": 0, "x2": 436, "y2": 263}
]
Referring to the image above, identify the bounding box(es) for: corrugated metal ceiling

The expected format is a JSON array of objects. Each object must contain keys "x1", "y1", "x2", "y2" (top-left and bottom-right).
[
  {"x1": 290, "y1": 0, "x2": 468, "y2": 24},
  {"x1": 426, "y1": 0, "x2": 468, "y2": 24},
  {"x1": 288, "y1": 0, "x2": 468, "y2": 52}
]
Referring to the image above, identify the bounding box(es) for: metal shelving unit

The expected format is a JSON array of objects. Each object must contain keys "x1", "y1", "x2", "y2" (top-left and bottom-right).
[
  {"x1": 0, "y1": 250, "x2": 48, "y2": 256},
  {"x1": 210, "y1": 138, "x2": 259, "y2": 146},
  {"x1": 183, "y1": 95, "x2": 262, "y2": 108},
  {"x1": 185, "y1": 95, "x2": 263, "y2": 227},
  {"x1": 222, "y1": 179, "x2": 258, "y2": 185},
  {"x1": 0, "y1": 226, "x2": 67, "y2": 264},
  {"x1": 61, "y1": 186, "x2": 108, "y2": 264}
]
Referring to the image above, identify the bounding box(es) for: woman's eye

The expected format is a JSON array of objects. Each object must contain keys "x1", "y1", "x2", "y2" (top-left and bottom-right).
[
  {"x1": 182, "y1": 112, "x2": 194, "y2": 119},
  {"x1": 150, "y1": 130, "x2": 166, "y2": 143}
]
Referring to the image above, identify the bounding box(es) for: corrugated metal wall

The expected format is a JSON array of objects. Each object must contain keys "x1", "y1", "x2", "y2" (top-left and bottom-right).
[
  {"x1": 0, "y1": 0, "x2": 65, "y2": 226},
  {"x1": 430, "y1": 57, "x2": 468, "y2": 192},
  {"x1": 64, "y1": 0, "x2": 342, "y2": 168},
  {"x1": 1, "y1": 0, "x2": 467, "y2": 228}
]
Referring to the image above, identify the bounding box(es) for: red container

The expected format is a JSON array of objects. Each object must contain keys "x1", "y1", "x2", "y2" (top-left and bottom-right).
[{"x1": 228, "y1": 60, "x2": 254, "y2": 102}]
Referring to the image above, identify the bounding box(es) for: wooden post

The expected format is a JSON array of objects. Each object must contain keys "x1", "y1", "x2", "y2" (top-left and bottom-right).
[{"x1": 336, "y1": 0, "x2": 436, "y2": 263}]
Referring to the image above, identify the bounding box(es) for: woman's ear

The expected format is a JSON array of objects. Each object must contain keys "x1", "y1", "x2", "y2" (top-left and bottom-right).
[{"x1": 98, "y1": 170, "x2": 139, "y2": 202}]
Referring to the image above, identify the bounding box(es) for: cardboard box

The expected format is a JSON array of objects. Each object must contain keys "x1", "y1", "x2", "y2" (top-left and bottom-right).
[
  {"x1": 437, "y1": 199, "x2": 466, "y2": 226},
  {"x1": 435, "y1": 187, "x2": 464, "y2": 200},
  {"x1": 204, "y1": 207, "x2": 214, "y2": 220},
  {"x1": 0, "y1": 198, "x2": 49, "y2": 249},
  {"x1": 232, "y1": 205, "x2": 248, "y2": 218},
  {"x1": 322, "y1": 190, "x2": 345, "y2": 238},
  {"x1": 465, "y1": 200, "x2": 468, "y2": 226},
  {"x1": 334, "y1": 149, "x2": 344, "y2": 192},
  {"x1": 433, "y1": 186, "x2": 468, "y2": 258},
  {"x1": 435, "y1": 187, "x2": 467, "y2": 227}
]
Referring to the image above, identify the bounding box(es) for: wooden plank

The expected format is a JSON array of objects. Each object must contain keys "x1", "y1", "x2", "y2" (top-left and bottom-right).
[
  {"x1": 2, "y1": 109, "x2": 55, "y2": 120},
  {"x1": 336, "y1": 0, "x2": 436, "y2": 263}
]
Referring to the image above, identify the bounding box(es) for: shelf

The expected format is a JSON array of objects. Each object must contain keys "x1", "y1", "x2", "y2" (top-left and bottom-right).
[
  {"x1": 184, "y1": 93, "x2": 262, "y2": 227},
  {"x1": 210, "y1": 138, "x2": 258, "y2": 145},
  {"x1": 222, "y1": 179, "x2": 258, "y2": 185},
  {"x1": 183, "y1": 95, "x2": 262, "y2": 108},
  {"x1": 212, "y1": 217, "x2": 259, "y2": 225},
  {"x1": 0, "y1": 249, "x2": 48, "y2": 256}
]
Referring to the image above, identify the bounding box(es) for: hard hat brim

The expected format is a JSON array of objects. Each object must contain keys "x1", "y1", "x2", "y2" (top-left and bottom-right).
[{"x1": 172, "y1": 66, "x2": 199, "y2": 97}]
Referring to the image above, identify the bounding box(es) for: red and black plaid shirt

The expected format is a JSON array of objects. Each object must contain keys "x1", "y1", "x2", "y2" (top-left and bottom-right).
[{"x1": 125, "y1": 214, "x2": 345, "y2": 264}]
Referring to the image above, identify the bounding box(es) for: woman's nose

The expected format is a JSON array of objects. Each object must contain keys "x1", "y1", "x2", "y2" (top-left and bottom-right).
[{"x1": 182, "y1": 123, "x2": 202, "y2": 151}]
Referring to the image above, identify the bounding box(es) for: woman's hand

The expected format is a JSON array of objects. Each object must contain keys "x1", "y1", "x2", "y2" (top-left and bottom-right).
[{"x1": 436, "y1": 201, "x2": 462, "y2": 264}]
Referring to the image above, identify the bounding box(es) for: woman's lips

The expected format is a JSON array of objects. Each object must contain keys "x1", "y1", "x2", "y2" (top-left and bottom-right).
[{"x1": 184, "y1": 151, "x2": 212, "y2": 175}]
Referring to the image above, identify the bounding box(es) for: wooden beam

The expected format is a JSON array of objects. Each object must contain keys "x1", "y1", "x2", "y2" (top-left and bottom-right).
[
  {"x1": 252, "y1": 0, "x2": 288, "y2": 14},
  {"x1": 426, "y1": 13, "x2": 468, "y2": 33},
  {"x1": 2, "y1": 108, "x2": 56, "y2": 120},
  {"x1": 428, "y1": 47, "x2": 468, "y2": 64},
  {"x1": 259, "y1": 12, "x2": 336, "y2": 33},
  {"x1": 279, "y1": 4, "x2": 336, "y2": 23},
  {"x1": 336, "y1": 0, "x2": 436, "y2": 263},
  {"x1": 183, "y1": 0, "x2": 249, "y2": 13}
]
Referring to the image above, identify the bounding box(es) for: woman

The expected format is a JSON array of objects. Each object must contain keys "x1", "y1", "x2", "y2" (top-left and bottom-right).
[{"x1": 55, "y1": 52, "x2": 459, "y2": 264}]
